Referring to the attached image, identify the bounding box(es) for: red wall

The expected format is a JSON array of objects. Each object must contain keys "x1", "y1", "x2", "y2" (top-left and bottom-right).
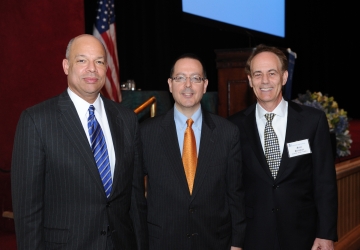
[{"x1": 0, "y1": 0, "x2": 85, "y2": 170}]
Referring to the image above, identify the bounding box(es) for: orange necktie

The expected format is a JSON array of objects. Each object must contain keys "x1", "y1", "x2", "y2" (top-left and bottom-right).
[{"x1": 182, "y1": 119, "x2": 197, "y2": 195}]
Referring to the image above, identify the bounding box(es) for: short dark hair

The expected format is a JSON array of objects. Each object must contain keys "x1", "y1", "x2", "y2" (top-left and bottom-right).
[
  {"x1": 169, "y1": 53, "x2": 207, "y2": 78},
  {"x1": 245, "y1": 44, "x2": 288, "y2": 75}
]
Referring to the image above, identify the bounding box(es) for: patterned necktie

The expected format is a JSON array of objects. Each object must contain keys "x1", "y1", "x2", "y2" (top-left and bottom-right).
[
  {"x1": 264, "y1": 113, "x2": 281, "y2": 179},
  {"x1": 88, "y1": 105, "x2": 112, "y2": 198},
  {"x1": 182, "y1": 118, "x2": 197, "y2": 195}
]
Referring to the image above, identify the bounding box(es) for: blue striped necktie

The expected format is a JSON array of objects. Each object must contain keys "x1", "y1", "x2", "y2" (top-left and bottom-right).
[{"x1": 88, "y1": 105, "x2": 112, "y2": 198}]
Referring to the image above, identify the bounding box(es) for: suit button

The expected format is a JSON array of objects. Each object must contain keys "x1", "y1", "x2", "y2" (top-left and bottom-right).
[
  {"x1": 106, "y1": 202, "x2": 111, "y2": 207},
  {"x1": 272, "y1": 185, "x2": 280, "y2": 189},
  {"x1": 186, "y1": 233, "x2": 198, "y2": 238},
  {"x1": 189, "y1": 208, "x2": 195, "y2": 213},
  {"x1": 100, "y1": 230, "x2": 107, "y2": 235}
]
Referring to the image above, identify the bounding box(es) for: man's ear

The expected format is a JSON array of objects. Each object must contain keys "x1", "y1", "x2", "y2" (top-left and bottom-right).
[
  {"x1": 248, "y1": 75, "x2": 253, "y2": 88},
  {"x1": 203, "y1": 79, "x2": 208, "y2": 93},
  {"x1": 167, "y1": 78, "x2": 173, "y2": 93},
  {"x1": 62, "y1": 59, "x2": 69, "y2": 75},
  {"x1": 282, "y1": 70, "x2": 288, "y2": 86}
]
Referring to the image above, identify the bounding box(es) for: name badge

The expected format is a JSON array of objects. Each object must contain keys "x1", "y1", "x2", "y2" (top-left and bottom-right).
[{"x1": 287, "y1": 139, "x2": 311, "y2": 157}]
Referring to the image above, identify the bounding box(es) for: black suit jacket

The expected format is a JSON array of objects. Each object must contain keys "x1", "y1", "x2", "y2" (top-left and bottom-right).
[
  {"x1": 11, "y1": 90, "x2": 148, "y2": 250},
  {"x1": 228, "y1": 101, "x2": 338, "y2": 249},
  {"x1": 140, "y1": 107, "x2": 246, "y2": 250}
]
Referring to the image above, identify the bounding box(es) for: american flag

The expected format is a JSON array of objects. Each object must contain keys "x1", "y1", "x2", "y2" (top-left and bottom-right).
[{"x1": 93, "y1": 0, "x2": 122, "y2": 102}]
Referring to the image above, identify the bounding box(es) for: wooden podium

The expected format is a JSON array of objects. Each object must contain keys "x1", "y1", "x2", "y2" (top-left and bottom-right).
[{"x1": 215, "y1": 48, "x2": 256, "y2": 118}]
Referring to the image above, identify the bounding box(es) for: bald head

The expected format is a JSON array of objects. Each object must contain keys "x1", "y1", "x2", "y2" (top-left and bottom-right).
[{"x1": 65, "y1": 34, "x2": 107, "y2": 61}]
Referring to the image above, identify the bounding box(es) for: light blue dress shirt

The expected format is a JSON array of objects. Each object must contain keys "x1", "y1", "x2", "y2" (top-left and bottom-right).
[{"x1": 174, "y1": 105, "x2": 202, "y2": 156}]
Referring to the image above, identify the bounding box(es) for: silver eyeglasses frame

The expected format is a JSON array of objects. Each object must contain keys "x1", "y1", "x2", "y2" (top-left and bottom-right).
[{"x1": 171, "y1": 75, "x2": 206, "y2": 83}]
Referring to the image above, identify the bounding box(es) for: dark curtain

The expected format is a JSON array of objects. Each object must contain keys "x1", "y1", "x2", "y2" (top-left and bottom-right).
[{"x1": 0, "y1": 0, "x2": 85, "y2": 168}]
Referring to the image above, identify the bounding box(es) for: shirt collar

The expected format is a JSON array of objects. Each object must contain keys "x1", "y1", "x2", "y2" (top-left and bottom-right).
[
  {"x1": 67, "y1": 88, "x2": 103, "y2": 118},
  {"x1": 174, "y1": 105, "x2": 202, "y2": 130},
  {"x1": 256, "y1": 98, "x2": 287, "y2": 120}
]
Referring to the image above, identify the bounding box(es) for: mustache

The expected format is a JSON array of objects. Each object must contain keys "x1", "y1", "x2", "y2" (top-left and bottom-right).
[
  {"x1": 82, "y1": 75, "x2": 100, "y2": 79},
  {"x1": 181, "y1": 87, "x2": 195, "y2": 94},
  {"x1": 82, "y1": 74, "x2": 99, "y2": 78}
]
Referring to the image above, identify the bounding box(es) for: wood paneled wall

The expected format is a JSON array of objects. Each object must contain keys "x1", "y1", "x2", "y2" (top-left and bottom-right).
[{"x1": 335, "y1": 158, "x2": 360, "y2": 249}]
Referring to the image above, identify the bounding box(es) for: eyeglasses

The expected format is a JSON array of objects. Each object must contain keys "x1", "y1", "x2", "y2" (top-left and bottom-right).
[{"x1": 172, "y1": 75, "x2": 205, "y2": 83}]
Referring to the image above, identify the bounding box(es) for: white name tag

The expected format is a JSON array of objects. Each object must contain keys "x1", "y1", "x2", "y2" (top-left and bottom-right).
[{"x1": 287, "y1": 139, "x2": 311, "y2": 157}]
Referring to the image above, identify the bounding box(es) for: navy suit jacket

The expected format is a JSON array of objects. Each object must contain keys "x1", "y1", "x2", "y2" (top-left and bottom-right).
[
  {"x1": 140, "y1": 107, "x2": 246, "y2": 250},
  {"x1": 228, "y1": 100, "x2": 338, "y2": 249},
  {"x1": 11, "y1": 90, "x2": 148, "y2": 250}
]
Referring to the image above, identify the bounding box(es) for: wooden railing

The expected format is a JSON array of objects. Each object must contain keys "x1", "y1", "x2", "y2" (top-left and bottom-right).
[
  {"x1": 134, "y1": 96, "x2": 156, "y2": 118},
  {"x1": 134, "y1": 96, "x2": 157, "y2": 197},
  {"x1": 335, "y1": 157, "x2": 360, "y2": 250}
]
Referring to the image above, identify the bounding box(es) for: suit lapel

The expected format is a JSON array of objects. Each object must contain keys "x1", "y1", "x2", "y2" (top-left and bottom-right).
[
  {"x1": 102, "y1": 97, "x2": 125, "y2": 197},
  {"x1": 57, "y1": 91, "x2": 105, "y2": 194},
  {"x1": 160, "y1": 109, "x2": 191, "y2": 197},
  {"x1": 242, "y1": 105, "x2": 274, "y2": 180},
  {"x1": 275, "y1": 101, "x2": 304, "y2": 180},
  {"x1": 190, "y1": 110, "x2": 216, "y2": 200}
]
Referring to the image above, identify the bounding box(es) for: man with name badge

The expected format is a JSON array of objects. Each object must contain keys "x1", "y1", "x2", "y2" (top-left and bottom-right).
[{"x1": 228, "y1": 44, "x2": 338, "y2": 250}]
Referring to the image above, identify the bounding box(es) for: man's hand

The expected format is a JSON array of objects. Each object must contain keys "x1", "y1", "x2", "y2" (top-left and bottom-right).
[{"x1": 311, "y1": 238, "x2": 334, "y2": 250}]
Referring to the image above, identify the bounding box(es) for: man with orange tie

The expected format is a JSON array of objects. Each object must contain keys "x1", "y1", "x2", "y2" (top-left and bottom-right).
[{"x1": 140, "y1": 53, "x2": 246, "y2": 250}]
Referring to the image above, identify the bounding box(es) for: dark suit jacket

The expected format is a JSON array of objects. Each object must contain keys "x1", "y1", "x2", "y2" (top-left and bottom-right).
[
  {"x1": 140, "y1": 107, "x2": 246, "y2": 250},
  {"x1": 228, "y1": 101, "x2": 338, "y2": 250},
  {"x1": 11, "y1": 90, "x2": 148, "y2": 250}
]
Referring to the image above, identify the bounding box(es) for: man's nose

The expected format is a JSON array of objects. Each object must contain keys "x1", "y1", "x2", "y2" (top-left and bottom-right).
[
  {"x1": 185, "y1": 78, "x2": 192, "y2": 88},
  {"x1": 262, "y1": 75, "x2": 269, "y2": 83},
  {"x1": 87, "y1": 61, "x2": 97, "y2": 72}
]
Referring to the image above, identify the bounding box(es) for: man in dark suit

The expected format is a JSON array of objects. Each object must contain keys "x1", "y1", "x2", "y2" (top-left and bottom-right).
[
  {"x1": 140, "y1": 53, "x2": 246, "y2": 250},
  {"x1": 228, "y1": 44, "x2": 338, "y2": 250},
  {"x1": 11, "y1": 34, "x2": 148, "y2": 250}
]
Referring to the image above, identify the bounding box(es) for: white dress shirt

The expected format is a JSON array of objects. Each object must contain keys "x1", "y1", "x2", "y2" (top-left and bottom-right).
[
  {"x1": 255, "y1": 98, "x2": 288, "y2": 155},
  {"x1": 67, "y1": 88, "x2": 115, "y2": 180}
]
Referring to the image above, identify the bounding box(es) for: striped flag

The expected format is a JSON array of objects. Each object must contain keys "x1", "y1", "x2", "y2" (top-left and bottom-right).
[{"x1": 93, "y1": 0, "x2": 122, "y2": 102}]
